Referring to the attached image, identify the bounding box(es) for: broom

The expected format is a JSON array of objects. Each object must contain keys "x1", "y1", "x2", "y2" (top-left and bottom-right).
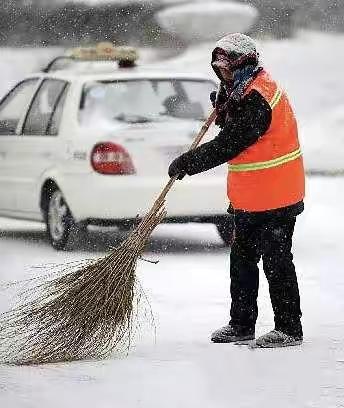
[{"x1": 0, "y1": 109, "x2": 217, "y2": 366}]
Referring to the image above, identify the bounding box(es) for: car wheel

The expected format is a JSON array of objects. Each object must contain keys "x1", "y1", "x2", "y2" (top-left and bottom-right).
[
  {"x1": 216, "y1": 215, "x2": 235, "y2": 247},
  {"x1": 46, "y1": 189, "x2": 85, "y2": 250}
]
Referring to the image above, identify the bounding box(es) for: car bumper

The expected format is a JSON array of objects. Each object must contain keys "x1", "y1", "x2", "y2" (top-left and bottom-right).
[{"x1": 64, "y1": 174, "x2": 229, "y2": 223}]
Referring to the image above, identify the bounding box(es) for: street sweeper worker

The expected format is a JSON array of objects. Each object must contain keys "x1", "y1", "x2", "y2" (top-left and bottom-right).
[{"x1": 168, "y1": 33, "x2": 305, "y2": 348}]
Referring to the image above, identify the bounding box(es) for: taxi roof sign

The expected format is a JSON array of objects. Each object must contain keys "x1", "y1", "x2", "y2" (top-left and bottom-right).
[
  {"x1": 67, "y1": 43, "x2": 139, "y2": 63},
  {"x1": 43, "y1": 42, "x2": 139, "y2": 72}
]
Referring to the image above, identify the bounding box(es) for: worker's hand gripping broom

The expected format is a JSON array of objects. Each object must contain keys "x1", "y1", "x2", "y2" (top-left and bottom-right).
[
  {"x1": 139, "y1": 108, "x2": 217, "y2": 226},
  {"x1": 0, "y1": 110, "x2": 217, "y2": 366}
]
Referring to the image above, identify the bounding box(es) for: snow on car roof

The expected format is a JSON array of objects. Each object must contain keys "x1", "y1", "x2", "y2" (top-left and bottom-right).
[{"x1": 26, "y1": 65, "x2": 215, "y2": 83}]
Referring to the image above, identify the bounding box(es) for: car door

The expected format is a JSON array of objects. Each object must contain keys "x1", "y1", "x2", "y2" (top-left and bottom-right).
[
  {"x1": 13, "y1": 78, "x2": 70, "y2": 216},
  {"x1": 0, "y1": 79, "x2": 39, "y2": 213}
]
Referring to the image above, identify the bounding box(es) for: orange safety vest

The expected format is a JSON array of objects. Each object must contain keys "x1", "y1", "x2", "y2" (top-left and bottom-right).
[{"x1": 227, "y1": 70, "x2": 305, "y2": 212}]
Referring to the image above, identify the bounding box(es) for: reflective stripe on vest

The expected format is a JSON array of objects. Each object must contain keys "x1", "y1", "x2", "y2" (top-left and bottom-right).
[
  {"x1": 227, "y1": 70, "x2": 305, "y2": 211},
  {"x1": 228, "y1": 87, "x2": 301, "y2": 173},
  {"x1": 270, "y1": 88, "x2": 283, "y2": 109},
  {"x1": 228, "y1": 147, "x2": 302, "y2": 172}
]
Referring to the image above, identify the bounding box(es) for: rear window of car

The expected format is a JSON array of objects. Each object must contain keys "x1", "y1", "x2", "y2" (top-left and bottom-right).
[{"x1": 79, "y1": 78, "x2": 216, "y2": 126}]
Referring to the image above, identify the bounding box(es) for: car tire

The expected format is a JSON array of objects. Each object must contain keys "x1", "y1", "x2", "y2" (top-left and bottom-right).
[
  {"x1": 46, "y1": 188, "x2": 86, "y2": 250},
  {"x1": 216, "y1": 215, "x2": 235, "y2": 247}
]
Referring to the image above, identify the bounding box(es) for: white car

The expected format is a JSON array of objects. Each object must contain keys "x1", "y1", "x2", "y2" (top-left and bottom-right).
[{"x1": 0, "y1": 46, "x2": 232, "y2": 250}]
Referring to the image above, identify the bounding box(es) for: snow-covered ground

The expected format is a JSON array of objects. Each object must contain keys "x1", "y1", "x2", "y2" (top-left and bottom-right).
[
  {"x1": 1, "y1": 30, "x2": 344, "y2": 407},
  {"x1": 0, "y1": 176, "x2": 343, "y2": 407}
]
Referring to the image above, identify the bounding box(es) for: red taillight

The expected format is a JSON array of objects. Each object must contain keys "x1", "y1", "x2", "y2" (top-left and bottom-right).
[{"x1": 91, "y1": 142, "x2": 136, "y2": 175}]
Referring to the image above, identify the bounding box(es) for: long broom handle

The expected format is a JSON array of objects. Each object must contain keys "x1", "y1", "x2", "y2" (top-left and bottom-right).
[{"x1": 150, "y1": 108, "x2": 217, "y2": 210}]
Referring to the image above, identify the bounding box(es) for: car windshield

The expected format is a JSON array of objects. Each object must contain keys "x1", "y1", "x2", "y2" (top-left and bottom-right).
[{"x1": 79, "y1": 79, "x2": 216, "y2": 125}]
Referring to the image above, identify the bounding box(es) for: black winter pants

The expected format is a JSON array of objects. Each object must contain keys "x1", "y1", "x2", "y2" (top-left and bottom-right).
[{"x1": 229, "y1": 212, "x2": 303, "y2": 338}]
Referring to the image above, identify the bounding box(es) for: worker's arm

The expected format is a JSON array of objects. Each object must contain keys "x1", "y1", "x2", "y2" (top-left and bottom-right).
[{"x1": 168, "y1": 90, "x2": 272, "y2": 177}]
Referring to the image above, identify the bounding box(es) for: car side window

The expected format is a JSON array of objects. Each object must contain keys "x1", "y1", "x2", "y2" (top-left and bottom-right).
[
  {"x1": 23, "y1": 79, "x2": 68, "y2": 136},
  {"x1": 0, "y1": 79, "x2": 38, "y2": 136},
  {"x1": 48, "y1": 84, "x2": 69, "y2": 136}
]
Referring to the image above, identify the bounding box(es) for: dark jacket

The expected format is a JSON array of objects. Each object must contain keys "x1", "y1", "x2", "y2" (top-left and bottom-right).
[{"x1": 169, "y1": 88, "x2": 304, "y2": 217}]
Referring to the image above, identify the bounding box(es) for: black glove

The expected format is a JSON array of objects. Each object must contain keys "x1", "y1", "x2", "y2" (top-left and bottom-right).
[
  {"x1": 210, "y1": 90, "x2": 217, "y2": 108},
  {"x1": 210, "y1": 89, "x2": 226, "y2": 128},
  {"x1": 168, "y1": 155, "x2": 187, "y2": 180}
]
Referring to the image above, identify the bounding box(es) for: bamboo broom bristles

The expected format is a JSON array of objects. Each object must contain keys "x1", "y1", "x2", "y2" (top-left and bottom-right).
[{"x1": 0, "y1": 110, "x2": 216, "y2": 365}]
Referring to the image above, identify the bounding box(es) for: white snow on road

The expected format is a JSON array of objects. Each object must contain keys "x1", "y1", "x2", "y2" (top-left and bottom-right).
[
  {"x1": 0, "y1": 29, "x2": 344, "y2": 407},
  {"x1": 0, "y1": 176, "x2": 343, "y2": 407}
]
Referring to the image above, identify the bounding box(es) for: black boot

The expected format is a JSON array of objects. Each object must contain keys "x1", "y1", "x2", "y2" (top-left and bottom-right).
[
  {"x1": 250, "y1": 330, "x2": 303, "y2": 348},
  {"x1": 211, "y1": 323, "x2": 255, "y2": 343}
]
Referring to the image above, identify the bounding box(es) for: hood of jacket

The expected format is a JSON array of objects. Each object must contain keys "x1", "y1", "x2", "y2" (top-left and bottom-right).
[{"x1": 211, "y1": 33, "x2": 259, "y2": 82}]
